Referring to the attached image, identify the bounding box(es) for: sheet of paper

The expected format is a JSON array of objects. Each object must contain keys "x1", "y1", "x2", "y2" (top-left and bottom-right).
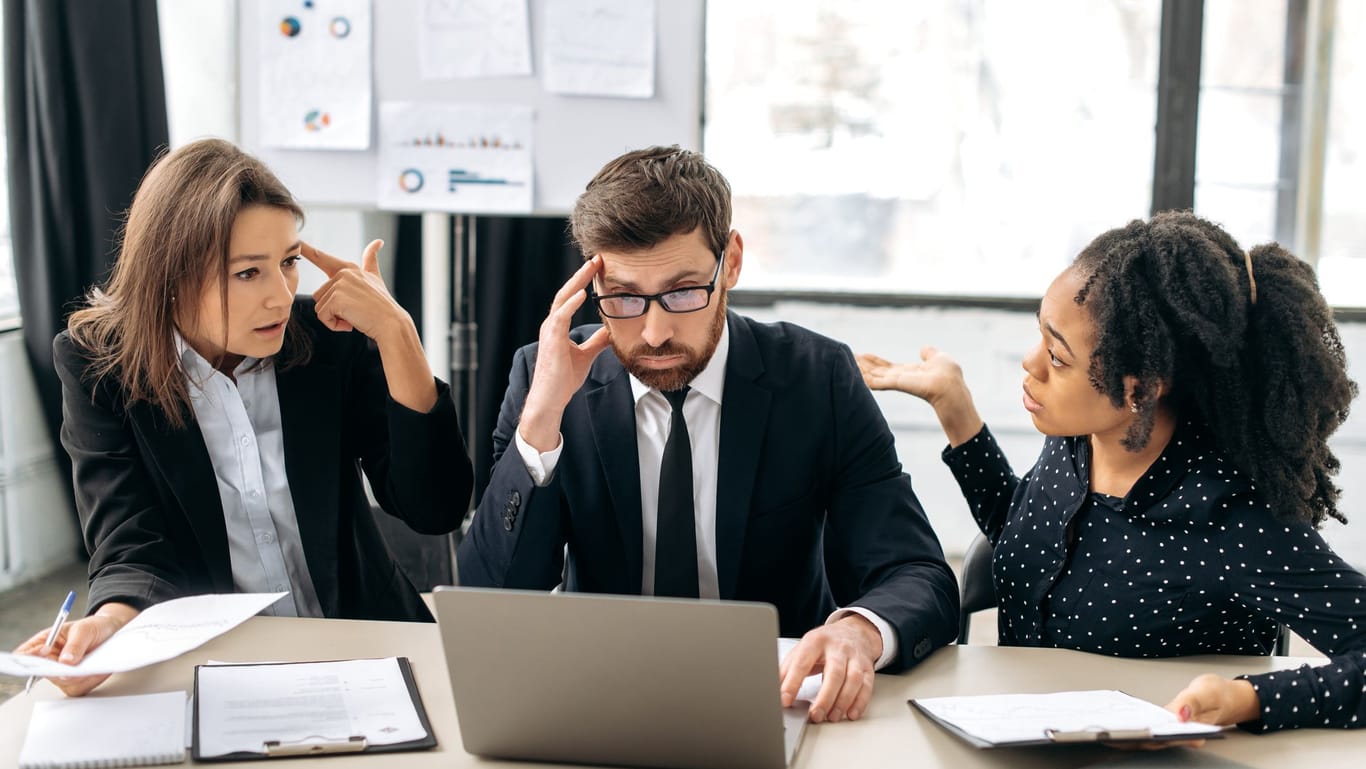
[
  {"x1": 543, "y1": 0, "x2": 655, "y2": 98},
  {"x1": 378, "y1": 102, "x2": 534, "y2": 213},
  {"x1": 777, "y1": 638, "x2": 822, "y2": 703},
  {"x1": 0, "y1": 593, "x2": 286, "y2": 678},
  {"x1": 19, "y1": 691, "x2": 187, "y2": 769},
  {"x1": 914, "y1": 690, "x2": 1223, "y2": 746},
  {"x1": 195, "y1": 657, "x2": 427, "y2": 758},
  {"x1": 257, "y1": 0, "x2": 372, "y2": 149},
  {"x1": 419, "y1": 0, "x2": 532, "y2": 79}
]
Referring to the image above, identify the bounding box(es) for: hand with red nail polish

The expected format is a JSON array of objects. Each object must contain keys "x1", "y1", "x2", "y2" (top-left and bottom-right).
[{"x1": 1165, "y1": 673, "x2": 1260, "y2": 729}]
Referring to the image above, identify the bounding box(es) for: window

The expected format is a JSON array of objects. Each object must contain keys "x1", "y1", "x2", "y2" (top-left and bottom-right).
[
  {"x1": 704, "y1": 0, "x2": 1162, "y2": 297},
  {"x1": 1319, "y1": 0, "x2": 1366, "y2": 304},
  {"x1": 1197, "y1": 0, "x2": 1366, "y2": 307},
  {"x1": 0, "y1": 7, "x2": 18, "y2": 325}
]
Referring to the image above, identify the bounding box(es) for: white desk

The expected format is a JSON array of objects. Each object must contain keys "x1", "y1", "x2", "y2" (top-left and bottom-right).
[{"x1": 1, "y1": 617, "x2": 1360, "y2": 768}]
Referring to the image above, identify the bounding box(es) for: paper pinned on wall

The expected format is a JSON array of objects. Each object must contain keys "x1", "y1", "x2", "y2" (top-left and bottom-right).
[
  {"x1": 377, "y1": 102, "x2": 534, "y2": 214},
  {"x1": 257, "y1": 0, "x2": 373, "y2": 150},
  {"x1": 418, "y1": 0, "x2": 533, "y2": 80},
  {"x1": 543, "y1": 0, "x2": 656, "y2": 98}
]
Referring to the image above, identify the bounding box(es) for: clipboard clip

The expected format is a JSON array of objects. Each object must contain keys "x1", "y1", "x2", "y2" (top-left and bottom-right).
[
  {"x1": 1045, "y1": 726, "x2": 1153, "y2": 743},
  {"x1": 263, "y1": 735, "x2": 368, "y2": 756}
]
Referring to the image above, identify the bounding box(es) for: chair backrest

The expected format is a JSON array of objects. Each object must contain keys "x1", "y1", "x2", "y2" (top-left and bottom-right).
[
  {"x1": 1273, "y1": 623, "x2": 1291, "y2": 656},
  {"x1": 958, "y1": 531, "x2": 997, "y2": 643}
]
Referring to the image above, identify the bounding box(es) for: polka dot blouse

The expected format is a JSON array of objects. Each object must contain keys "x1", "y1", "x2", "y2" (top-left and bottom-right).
[{"x1": 942, "y1": 424, "x2": 1366, "y2": 732}]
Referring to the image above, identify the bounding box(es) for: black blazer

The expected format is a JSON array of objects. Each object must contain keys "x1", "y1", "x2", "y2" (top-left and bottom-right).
[
  {"x1": 55, "y1": 297, "x2": 473, "y2": 622},
  {"x1": 458, "y1": 312, "x2": 958, "y2": 670}
]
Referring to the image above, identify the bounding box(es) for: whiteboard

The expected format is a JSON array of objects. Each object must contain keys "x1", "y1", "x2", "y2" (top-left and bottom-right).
[{"x1": 238, "y1": 0, "x2": 704, "y2": 214}]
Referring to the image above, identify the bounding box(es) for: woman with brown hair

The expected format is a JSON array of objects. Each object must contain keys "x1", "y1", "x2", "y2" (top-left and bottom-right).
[{"x1": 15, "y1": 138, "x2": 473, "y2": 695}]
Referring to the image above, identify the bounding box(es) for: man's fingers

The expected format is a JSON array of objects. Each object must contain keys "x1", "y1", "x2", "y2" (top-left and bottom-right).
[
  {"x1": 551, "y1": 256, "x2": 603, "y2": 310},
  {"x1": 830, "y1": 658, "x2": 871, "y2": 722},
  {"x1": 779, "y1": 642, "x2": 821, "y2": 709},
  {"x1": 300, "y1": 242, "x2": 350, "y2": 278},
  {"x1": 808, "y1": 651, "x2": 848, "y2": 723},
  {"x1": 578, "y1": 326, "x2": 612, "y2": 357},
  {"x1": 556, "y1": 282, "x2": 591, "y2": 320},
  {"x1": 361, "y1": 239, "x2": 383, "y2": 276},
  {"x1": 847, "y1": 676, "x2": 875, "y2": 721}
]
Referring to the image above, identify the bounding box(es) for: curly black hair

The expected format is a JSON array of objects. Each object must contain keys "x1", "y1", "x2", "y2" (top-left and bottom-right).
[{"x1": 1072, "y1": 210, "x2": 1357, "y2": 527}]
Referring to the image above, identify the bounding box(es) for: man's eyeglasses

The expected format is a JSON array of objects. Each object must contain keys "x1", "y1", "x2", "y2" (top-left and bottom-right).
[{"x1": 588, "y1": 253, "x2": 725, "y2": 319}]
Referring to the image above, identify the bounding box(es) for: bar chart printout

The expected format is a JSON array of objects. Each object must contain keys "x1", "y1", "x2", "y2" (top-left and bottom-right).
[{"x1": 378, "y1": 102, "x2": 535, "y2": 214}]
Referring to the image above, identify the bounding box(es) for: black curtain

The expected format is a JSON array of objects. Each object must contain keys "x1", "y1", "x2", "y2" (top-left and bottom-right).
[
  {"x1": 472, "y1": 216, "x2": 594, "y2": 498},
  {"x1": 3, "y1": 0, "x2": 169, "y2": 507}
]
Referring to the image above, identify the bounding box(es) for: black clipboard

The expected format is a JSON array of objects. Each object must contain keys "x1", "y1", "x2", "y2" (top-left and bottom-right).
[
  {"x1": 191, "y1": 657, "x2": 437, "y2": 761},
  {"x1": 907, "y1": 695, "x2": 1226, "y2": 749}
]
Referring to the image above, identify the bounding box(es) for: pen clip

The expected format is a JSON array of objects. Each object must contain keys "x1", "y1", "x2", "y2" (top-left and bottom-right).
[
  {"x1": 1045, "y1": 726, "x2": 1153, "y2": 743},
  {"x1": 263, "y1": 735, "x2": 367, "y2": 756}
]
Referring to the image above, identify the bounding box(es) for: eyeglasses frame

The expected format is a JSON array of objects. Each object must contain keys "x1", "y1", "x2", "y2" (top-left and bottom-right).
[{"x1": 586, "y1": 250, "x2": 726, "y2": 320}]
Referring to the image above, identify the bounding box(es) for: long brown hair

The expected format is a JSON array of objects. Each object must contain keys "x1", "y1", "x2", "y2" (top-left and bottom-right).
[{"x1": 67, "y1": 138, "x2": 307, "y2": 427}]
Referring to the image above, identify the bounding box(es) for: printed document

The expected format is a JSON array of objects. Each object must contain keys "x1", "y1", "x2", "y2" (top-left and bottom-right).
[
  {"x1": 0, "y1": 593, "x2": 285, "y2": 678},
  {"x1": 194, "y1": 657, "x2": 428, "y2": 758},
  {"x1": 912, "y1": 690, "x2": 1223, "y2": 747}
]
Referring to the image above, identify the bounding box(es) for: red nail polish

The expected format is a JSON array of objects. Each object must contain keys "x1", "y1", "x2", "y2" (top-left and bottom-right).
[{"x1": 1179, "y1": 705, "x2": 1191, "y2": 721}]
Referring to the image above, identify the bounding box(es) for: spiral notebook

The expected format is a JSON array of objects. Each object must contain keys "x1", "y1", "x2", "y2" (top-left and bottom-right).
[{"x1": 18, "y1": 690, "x2": 186, "y2": 769}]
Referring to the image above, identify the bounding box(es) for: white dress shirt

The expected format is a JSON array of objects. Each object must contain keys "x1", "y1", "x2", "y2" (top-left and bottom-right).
[
  {"x1": 177, "y1": 335, "x2": 322, "y2": 618},
  {"x1": 514, "y1": 324, "x2": 899, "y2": 668}
]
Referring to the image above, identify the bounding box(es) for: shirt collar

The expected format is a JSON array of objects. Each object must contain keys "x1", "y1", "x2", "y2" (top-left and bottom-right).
[
  {"x1": 628, "y1": 320, "x2": 730, "y2": 408},
  {"x1": 174, "y1": 330, "x2": 262, "y2": 382}
]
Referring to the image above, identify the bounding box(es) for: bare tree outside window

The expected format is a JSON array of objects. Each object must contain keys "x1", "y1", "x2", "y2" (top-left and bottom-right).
[{"x1": 705, "y1": 0, "x2": 1162, "y2": 297}]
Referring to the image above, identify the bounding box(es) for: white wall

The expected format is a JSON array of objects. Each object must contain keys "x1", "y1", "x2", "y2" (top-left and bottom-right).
[
  {"x1": 740, "y1": 300, "x2": 1366, "y2": 566},
  {"x1": 158, "y1": 0, "x2": 390, "y2": 295},
  {"x1": 0, "y1": 332, "x2": 77, "y2": 591}
]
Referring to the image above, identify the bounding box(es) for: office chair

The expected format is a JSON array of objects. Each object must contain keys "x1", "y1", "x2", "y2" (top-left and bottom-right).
[
  {"x1": 957, "y1": 531, "x2": 997, "y2": 643},
  {"x1": 1273, "y1": 623, "x2": 1291, "y2": 656},
  {"x1": 370, "y1": 505, "x2": 454, "y2": 591}
]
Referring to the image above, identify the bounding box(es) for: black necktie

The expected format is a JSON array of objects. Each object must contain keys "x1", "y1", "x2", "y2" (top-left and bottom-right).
[{"x1": 655, "y1": 387, "x2": 698, "y2": 598}]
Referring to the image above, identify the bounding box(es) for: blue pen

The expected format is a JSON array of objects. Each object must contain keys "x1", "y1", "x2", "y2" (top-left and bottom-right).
[{"x1": 25, "y1": 590, "x2": 76, "y2": 695}]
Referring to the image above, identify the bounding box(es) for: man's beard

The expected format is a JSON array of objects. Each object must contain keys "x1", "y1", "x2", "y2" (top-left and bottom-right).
[{"x1": 614, "y1": 291, "x2": 728, "y2": 392}]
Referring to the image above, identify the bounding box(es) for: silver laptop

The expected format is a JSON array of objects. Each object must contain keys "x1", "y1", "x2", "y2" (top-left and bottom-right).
[{"x1": 433, "y1": 587, "x2": 810, "y2": 769}]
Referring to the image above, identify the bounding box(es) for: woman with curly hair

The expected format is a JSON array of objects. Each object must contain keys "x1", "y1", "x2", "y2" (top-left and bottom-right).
[{"x1": 859, "y1": 210, "x2": 1365, "y2": 733}]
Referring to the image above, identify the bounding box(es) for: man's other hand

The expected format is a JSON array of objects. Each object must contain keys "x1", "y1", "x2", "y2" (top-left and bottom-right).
[{"x1": 779, "y1": 614, "x2": 882, "y2": 723}]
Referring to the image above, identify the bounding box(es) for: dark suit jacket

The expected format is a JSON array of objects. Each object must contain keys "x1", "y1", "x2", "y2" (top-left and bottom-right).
[
  {"x1": 458, "y1": 311, "x2": 958, "y2": 669},
  {"x1": 55, "y1": 297, "x2": 473, "y2": 622}
]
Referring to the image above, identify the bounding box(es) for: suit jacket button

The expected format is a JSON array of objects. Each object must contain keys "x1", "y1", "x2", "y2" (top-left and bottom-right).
[
  {"x1": 509, "y1": 491, "x2": 521, "y2": 508},
  {"x1": 913, "y1": 638, "x2": 932, "y2": 659},
  {"x1": 503, "y1": 514, "x2": 515, "y2": 532}
]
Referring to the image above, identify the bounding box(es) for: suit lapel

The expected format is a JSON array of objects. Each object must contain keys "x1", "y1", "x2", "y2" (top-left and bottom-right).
[
  {"x1": 130, "y1": 403, "x2": 234, "y2": 592},
  {"x1": 715, "y1": 314, "x2": 770, "y2": 600},
  {"x1": 275, "y1": 355, "x2": 342, "y2": 611},
  {"x1": 586, "y1": 353, "x2": 644, "y2": 592}
]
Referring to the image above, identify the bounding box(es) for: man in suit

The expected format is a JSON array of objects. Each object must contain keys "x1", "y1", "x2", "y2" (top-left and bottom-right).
[{"x1": 458, "y1": 146, "x2": 957, "y2": 724}]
